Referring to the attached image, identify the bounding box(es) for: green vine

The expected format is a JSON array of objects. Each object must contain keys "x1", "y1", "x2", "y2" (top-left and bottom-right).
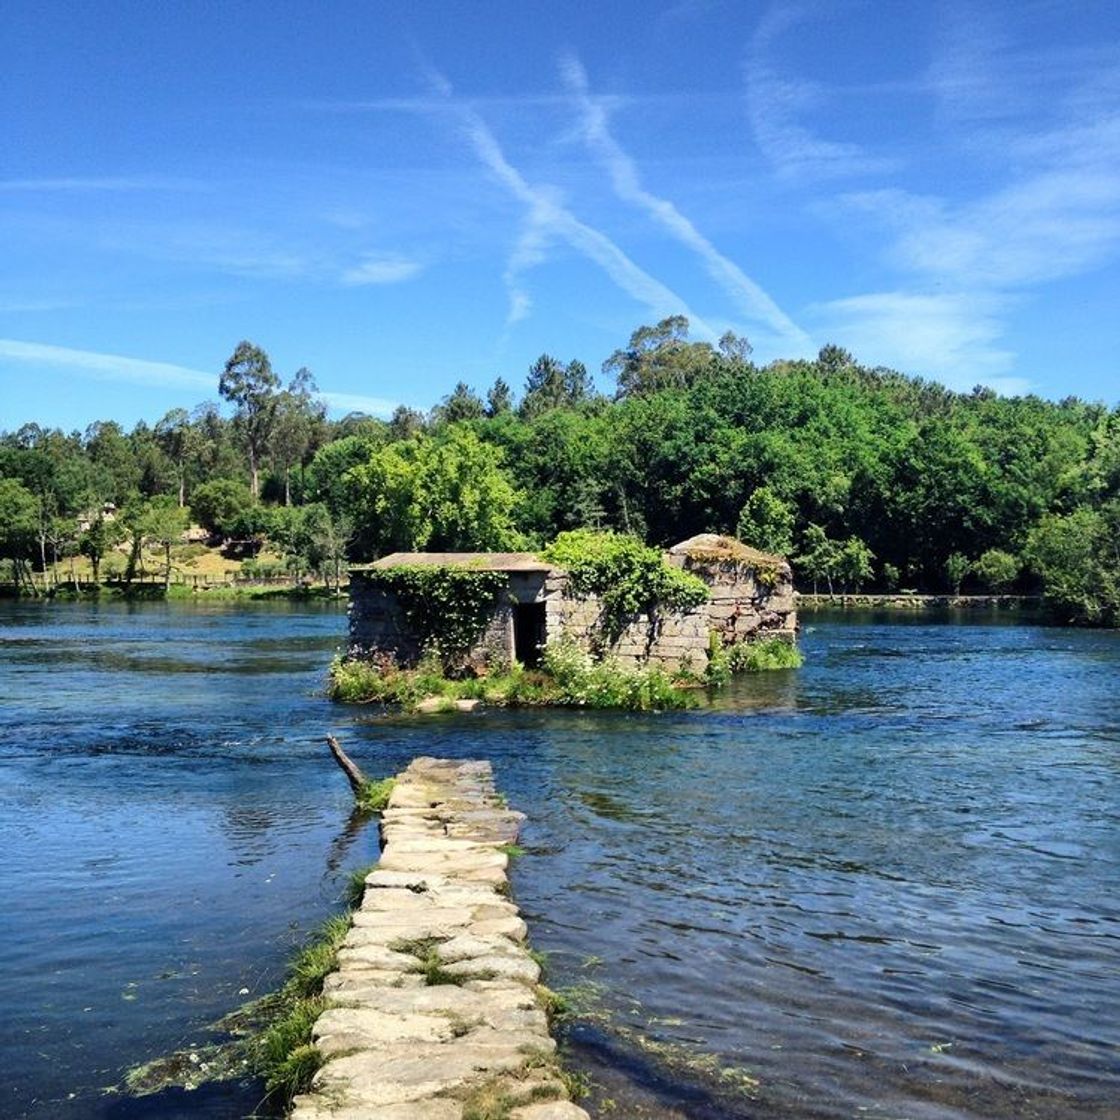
[
  {"x1": 541, "y1": 530, "x2": 708, "y2": 639},
  {"x1": 369, "y1": 566, "x2": 508, "y2": 668}
]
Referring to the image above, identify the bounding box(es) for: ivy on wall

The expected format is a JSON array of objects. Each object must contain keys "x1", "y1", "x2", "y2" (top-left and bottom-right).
[
  {"x1": 367, "y1": 566, "x2": 509, "y2": 668},
  {"x1": 541, "y1": 529, "x2": 708, "y2": 638}
]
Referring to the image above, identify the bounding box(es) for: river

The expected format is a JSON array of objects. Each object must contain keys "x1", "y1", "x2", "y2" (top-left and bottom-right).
[{"x1": 0, "y1": 601, "x2": 1116, "y2": 1119}]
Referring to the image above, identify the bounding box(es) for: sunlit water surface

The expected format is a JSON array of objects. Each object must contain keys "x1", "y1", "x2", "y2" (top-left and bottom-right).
[{"x1": 0, "y1": 601, "x2": 1117, "y2": 1119}]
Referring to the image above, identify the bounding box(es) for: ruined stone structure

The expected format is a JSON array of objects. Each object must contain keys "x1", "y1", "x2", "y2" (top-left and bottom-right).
[{"x1": 348, "y1": 534, "x2": 796, "y2": 672}]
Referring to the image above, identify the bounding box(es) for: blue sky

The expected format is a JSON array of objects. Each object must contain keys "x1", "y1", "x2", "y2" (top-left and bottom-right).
[{"x1": 2, "y1": 0, "x2": 1118, "y2": 432}]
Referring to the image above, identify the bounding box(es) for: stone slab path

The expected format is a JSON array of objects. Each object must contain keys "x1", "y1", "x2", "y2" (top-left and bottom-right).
[{"x1": 291, "y1": 757, "x2": 590, "y2": 1120}]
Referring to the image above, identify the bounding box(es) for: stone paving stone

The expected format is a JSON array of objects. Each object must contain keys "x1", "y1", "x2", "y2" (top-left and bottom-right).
[{"x1": 290, "y1": 758, "x2": 589, "y2": 1120}]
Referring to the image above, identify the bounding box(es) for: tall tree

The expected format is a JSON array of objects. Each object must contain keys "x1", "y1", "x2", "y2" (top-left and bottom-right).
[
  {"x1": 344, "y1": 425, "x2": 522, "y2": 555},
  {"x1": 437, "y1": 381, "x2": 486, "y2": 424},
  {"x1": 132, "y1": 497, "x2": 189, "y2": 589},
  {"x1": 486, "y1": 377, "x2": 513, "y2": 417},
  {"x1": 521, "y1": 356, "x2": 593, "y2": 417},
  {"x1": 154, "y1": 408, "x2": 194, "y2": 506},
  {"x1": 604, "y1": 316, "x2": 717, "y2": 397},
  {"x1": 270, "y1": 367, "x2": 325, "y2": 505},
  {"x1": 219, "y1": 341, "x2": 280, "y2": 498},
  {"x1": 0, "y1": 478, "x2": 41, "y2": 593},
  {"x1": 736, "y1": 486, "x2": 795, "y2": 555}
]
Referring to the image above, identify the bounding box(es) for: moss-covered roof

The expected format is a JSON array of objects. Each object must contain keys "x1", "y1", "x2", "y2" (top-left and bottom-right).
[
  {"x1": 358, "y1": 551, "x2": 558, "y2": 573},
  {"x1": 667, "y1": 533, "x2": 788, "y2": 566}
]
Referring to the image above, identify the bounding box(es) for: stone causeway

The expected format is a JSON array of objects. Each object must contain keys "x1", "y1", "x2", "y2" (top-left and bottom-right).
[{"x1": 291, "y1": 756, "x2": 589, "y2": 1120}]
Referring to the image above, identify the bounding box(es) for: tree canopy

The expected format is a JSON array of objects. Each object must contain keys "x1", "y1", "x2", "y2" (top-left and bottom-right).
[{"x1": 2, "y1": 321, "x2": 1117, "y2": 624}]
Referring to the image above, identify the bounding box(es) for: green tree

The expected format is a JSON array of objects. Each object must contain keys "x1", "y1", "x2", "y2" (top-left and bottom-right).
[
  {"x1": 278, "y1": 503, "x2": 353, "y2": 591},
  {"x1": 304, "y1": 435, "x2": 383, "y2": 518},
  {"x1": 817, "y1": 343, "x2": 855, "y2": 376},
  {"x1": 974, "y1": 548, "x2": 1020, "y2": 592},
  {"x1": 486, "y1": 377, "x2": 514, "y2": 417},
  {"x1": 190, "y1": 479, "x2": 255, "y2": 540},
  {"x1": 796, "y1": 523, "x2": 841, "y2": 594},
  {"x1": 219, "y1": 341, "x2": 280, "y2": 498},
  {"x1": 718, "y1": 330, "x2": 752, "y2": 362},
  {"x1": 0, "y1": 478, "x2": 41, "y2": 592},
  {"x1": 79, "y1": 515, "x2": 126, "y2": 583},
  {"x1": 1026, "y1": 508, "x2": 1119, "y2": 625},
  {"x1": 134, "y1": 497, "x2": 189, "y2": 589},
  {"x1": 736, "y1": 486, "x2": 795, "y2": 555},
  {"x1": 270, "y1": 367, "x2": 325, "y2": 505},
  {"x1": 84, "y1": 420, "x2": 140, "y2": 505},
  {"x1": 388, "y1": 405, "x2": 426, "y2": 441},
  {"x1": 520, "y1": 355, "x2": 592, "y2": 418},
  {"x1": 604, "y1": 316, "x2": 716, "y2": 397},
  {"x1": 154, "y1": 408, "x2": 195, "y2": 506},
  {"x1": 945, "y1": 552, "x2": 971, "y2": 595},
  {"x1": 344, "y1": 425, "x2": 522, "y2": 555},
  {"x1": 437, "y1": 381, "x2": 485, "y2": 424},
  {"x1": 837, "y1": 536, "x2": 875, "y2": 592}
]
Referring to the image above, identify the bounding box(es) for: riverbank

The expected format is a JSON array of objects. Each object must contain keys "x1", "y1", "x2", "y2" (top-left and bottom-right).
[
  {"x1": 0, "y1": 580, "x2": 345, "y2": 603},
  {"x1": 796, "y1": 592, "x2": 1041, "y2": 611}
]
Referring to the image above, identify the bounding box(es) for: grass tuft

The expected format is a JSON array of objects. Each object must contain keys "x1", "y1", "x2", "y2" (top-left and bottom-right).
[
  {"x1": 354, "y1": 776, "x2": 396, "y2": 813},
  {"x1": 343, "y1": 863, "x2": 376, "y2": 910}
]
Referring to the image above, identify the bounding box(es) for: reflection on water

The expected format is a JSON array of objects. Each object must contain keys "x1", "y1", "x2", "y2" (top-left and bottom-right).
[{"x1": 1, "y1": 601, "x2": 1118, "y2": 1119}]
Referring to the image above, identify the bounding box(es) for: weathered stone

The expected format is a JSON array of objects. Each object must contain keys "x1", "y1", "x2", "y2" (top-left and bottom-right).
[
  {"x1": 443, "y1": 953, "x2": 541, "y2": 985},
  {"x1": 510, "y1": 1103, "x2": 592, "y2": 1120},
  {"x1": 290, "y1": 758, "x2": 589, "y2": 1120},
  {"x1": 313, "y1": 1007, "x2": 454, "y2": 1052},
  {"x1": 323, "y1": 974, "x2": 424, "y2": 998},
  {"x1": 292, "y1": 1098, "x2": 463, "y2": 1120},
  {"x1": 435, "y1": 933, "x2": 526, "y2": 963}
]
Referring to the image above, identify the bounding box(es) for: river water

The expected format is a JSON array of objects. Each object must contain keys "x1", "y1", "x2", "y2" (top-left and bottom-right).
[{"x1": 0, "y1": 601, "x2": 1117, "y2": 1120}]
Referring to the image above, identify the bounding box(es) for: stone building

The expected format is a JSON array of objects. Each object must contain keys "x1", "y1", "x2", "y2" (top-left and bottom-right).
[{"x1": 348, "y1": 534, "x2": 796, "y2": 672}]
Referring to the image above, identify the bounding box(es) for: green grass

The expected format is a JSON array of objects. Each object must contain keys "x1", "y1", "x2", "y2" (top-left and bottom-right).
[
  {"x1": 354, "y1": 777, "x2": 396, "y2": 813},
  {"x1": 726, "y1": 636, "x2": 803, "y2": 673},
  {"x1": 328, "y1": 641, "x2": 697, "y2": 712},
  {"x1": 255, "y1": 999, "x2": 327, "y2": 1102},
  {"x1": 343, "y1": 863, "x2": 376, "y2": 909},
  {"x1": 705, "y1": 634, "x2": 803, "y2": 685},
  {"x1": 249, "y1": 911, "x2": 354, "y2": 1106}
]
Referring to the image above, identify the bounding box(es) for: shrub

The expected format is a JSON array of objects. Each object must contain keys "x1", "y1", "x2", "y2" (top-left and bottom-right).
[
  {"x1": 541, "y1": 638, "x2": 693, "y2": 711},
  {"x1": 541, "y1": 530, "x2": 708, "y2": 638},
  {"x1": 726, "y1": 637, "x2": 803, "y2": 673},
  {"x1": 974, "y1": 548, "x2": 1020, "y2": 593}
]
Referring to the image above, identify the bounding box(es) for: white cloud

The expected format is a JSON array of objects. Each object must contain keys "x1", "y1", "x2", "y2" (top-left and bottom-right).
[
  {"x1": 0, "y1": 339, "x2": 393, "y2": 414},
  {"x1": 0, "y1": 338, "x2": 212, "y2": 391},
  {"x1": 340, "y1": 254, "x2": 424, "y2": 285},
  {"x1": 561, "y1": 52, "x2": 813, "y2": 353},
  {"x1": 830, "y1": 45, "x2": 1120, "y2": 301},
  {"x1": 808, "y1": 291, "x2": 1025, "y2": 392},
  {"x1": 320, "y1": 391, "x2": 397, "y2": 417},
  {"x1": 745, "y1": 5, "x2": 899, "y2": 182},
  {"x1": 423, "y1": 67, "x2": 713, "y2": 335},
  {"x1": 0, "y1": 176, "x2": 205, "y2": 193}
]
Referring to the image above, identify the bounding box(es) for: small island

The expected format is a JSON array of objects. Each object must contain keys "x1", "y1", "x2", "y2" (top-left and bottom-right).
[{"x1": 331, "y1": 530, "x2": 801, "y2": 711}]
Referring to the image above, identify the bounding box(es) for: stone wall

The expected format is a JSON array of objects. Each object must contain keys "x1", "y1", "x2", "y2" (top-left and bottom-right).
[{"x1": 347, "y1": 571, "x2": 518, "y2": 668}]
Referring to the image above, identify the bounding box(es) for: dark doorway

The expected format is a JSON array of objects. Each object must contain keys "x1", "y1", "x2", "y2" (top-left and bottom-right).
[{"x1": 513, "y1": 602, "x2": 547, "y2": 668}]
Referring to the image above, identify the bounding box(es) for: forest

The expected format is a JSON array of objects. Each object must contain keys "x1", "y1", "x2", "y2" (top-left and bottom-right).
[{"x1": 1, "y1": 317, "x2": 1118, "y2": 626}]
